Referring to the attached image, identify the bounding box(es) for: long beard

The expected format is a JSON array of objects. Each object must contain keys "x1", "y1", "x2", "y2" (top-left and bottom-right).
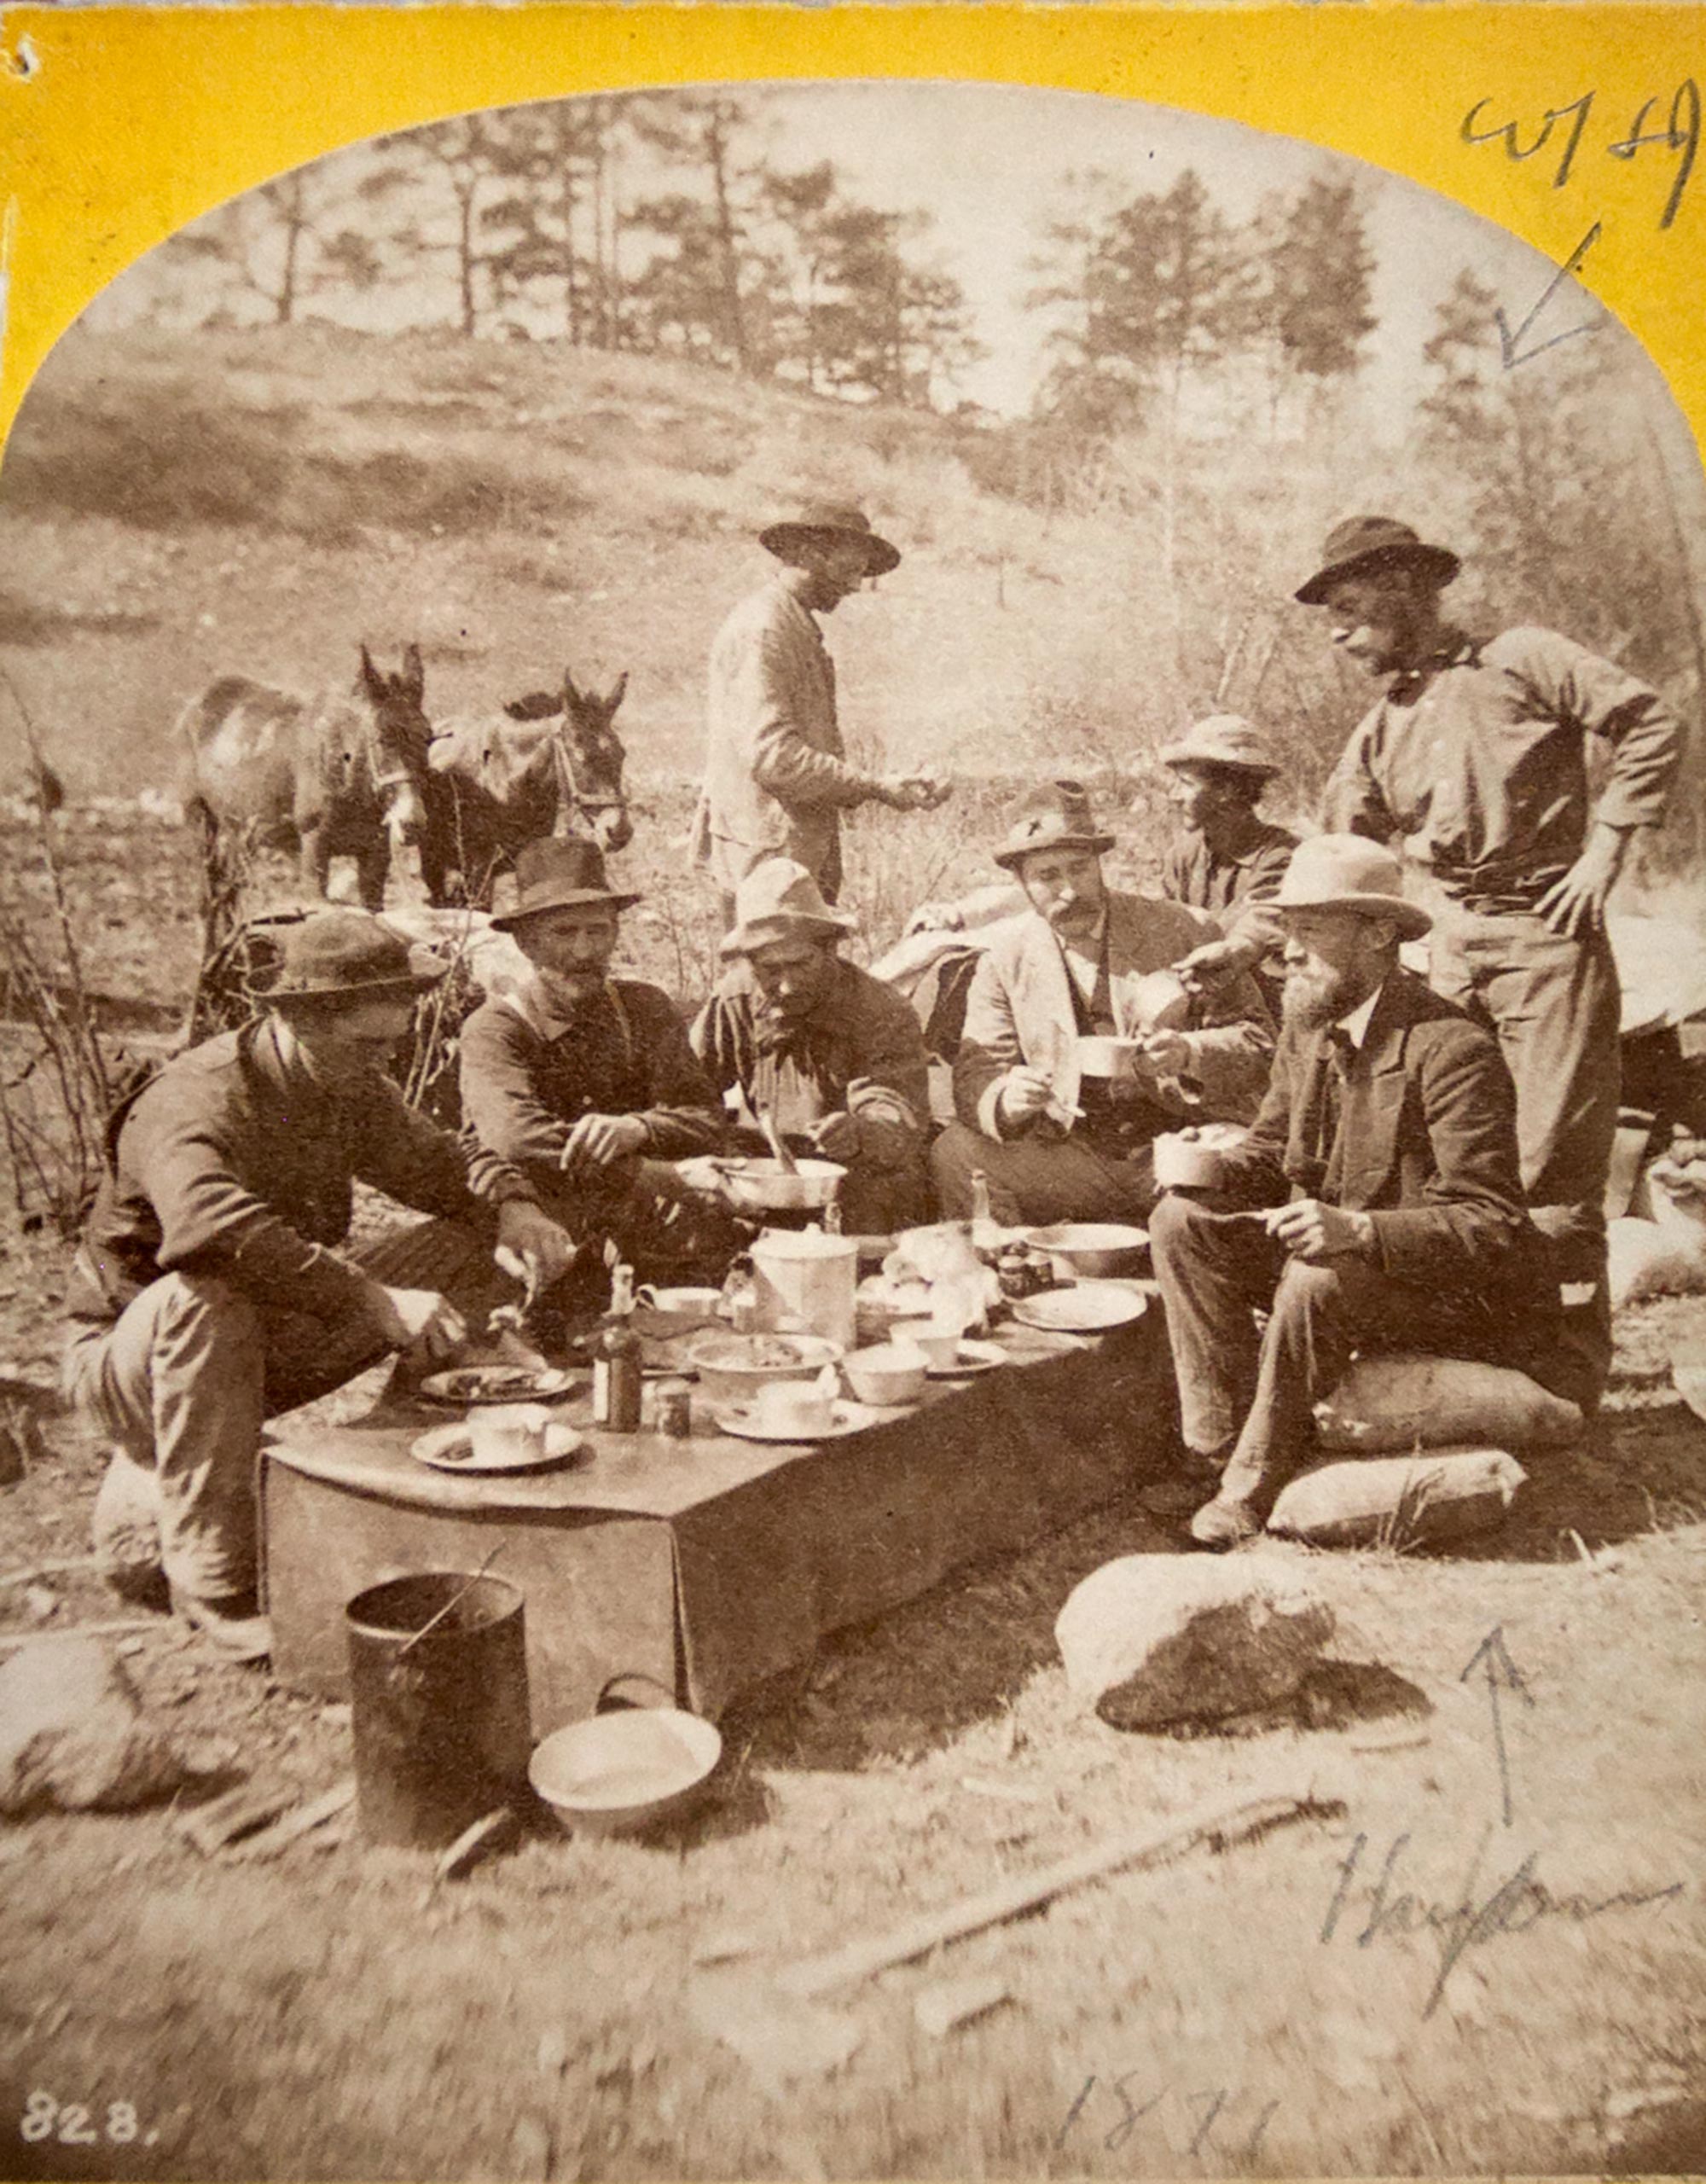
[{"x1": 1283, "y1": 965, "x2": 1363, "y2": 1031}]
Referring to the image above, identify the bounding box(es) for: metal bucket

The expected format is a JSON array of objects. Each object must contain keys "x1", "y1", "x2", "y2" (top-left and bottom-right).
[{"x1": 345, "y1": 1571, "x2": 531, "y2": 1849}]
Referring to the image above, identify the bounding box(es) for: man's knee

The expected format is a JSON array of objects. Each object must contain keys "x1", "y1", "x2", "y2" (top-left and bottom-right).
[
  {"x1": 1148, "y1": 1190, "x2": 1208, "y2": 1267},
  {"x1": 1268, "y1": 1255, "x2": 1349, "y2": 1325},
  {"x1": 930, "y1": 1121, "x2": 990, "y2": 1209}
]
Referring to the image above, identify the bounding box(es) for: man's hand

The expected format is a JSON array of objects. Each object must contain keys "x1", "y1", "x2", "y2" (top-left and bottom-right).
[
  {"x1": 804, "y1": 1110, "x2": 861, "y2": 1163},
  {"x1": 366, "y1": 1284, "x2": 468, "y2": 1362},
  {"x1": 996, "y1": 1066, "x2": 1060, "y2": 1130},
  {"x1": 1173, "y1": 935, "x2": 1258, "y2": 996},
  {"x1": 495, "y1": 1199, "x2": 577, "y2": 1294},
  {"x1": 1536, "y1": 824, "x2": 1630, "y2": 938},
  {"x1": 560, "y1": 1112, "x2": 649, "y2": 1170},
  {"x1": 1134, "y1": 1028, "x2": 1193, "y2": 1078},
  {"x1": 1263, "y1": 1199, "x2": 1375, "y2": 1263},
  {"x1": 875, "y1": 773, "x2": 954, "y2": 812}
]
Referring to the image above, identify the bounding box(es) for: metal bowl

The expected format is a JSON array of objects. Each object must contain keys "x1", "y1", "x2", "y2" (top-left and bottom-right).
[
  {"x1": 1022, "y1": 1222, "x2": 1150, "y2": 1280},
  {"x1": 684, "y1": 1331, "x2": 844, "y2": 1405},
  {"x1": 529, "y1": 1706, "x2": 722, "y2": 1838},
  {"x1": 712, "y1": 1156, "x2": 846, "y2": 1213}
]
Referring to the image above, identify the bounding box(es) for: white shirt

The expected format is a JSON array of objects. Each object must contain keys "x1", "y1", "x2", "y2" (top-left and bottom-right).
[{"x1": 1335, "y1": 981, "x2": 1386, "y2": 1051}]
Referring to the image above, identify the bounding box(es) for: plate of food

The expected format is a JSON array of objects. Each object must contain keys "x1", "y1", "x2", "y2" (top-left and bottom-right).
[
  {"x1": 925, "y1": 1338, "x2": 1009, "y2": 1377},
  {"x1": 409, "y1": 1419, "x2": 586, "y2": 1473},
  {"x1": 417, "y1": 1364, "x2": 580, "y2": 1407},
  {"x1": 1010, "y1": 1285, "x2": 1149, "y2": 1334}
]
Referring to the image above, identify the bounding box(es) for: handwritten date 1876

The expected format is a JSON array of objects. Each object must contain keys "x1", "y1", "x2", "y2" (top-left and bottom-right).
[{"x1": 1462, "y1": 84, "x2": 1699, "y2": 230}]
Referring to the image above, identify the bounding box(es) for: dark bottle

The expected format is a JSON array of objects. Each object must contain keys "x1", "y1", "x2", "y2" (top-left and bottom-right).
[{"x1": 593, "y1": 1263, "x2": 643, "y2": 1433}]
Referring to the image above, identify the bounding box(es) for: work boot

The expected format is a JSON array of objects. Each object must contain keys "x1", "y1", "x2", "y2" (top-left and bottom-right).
[
  {"x1": 171, "y1": 1587, "x2": 273, "y2": 1664},
  {"x1": 1188, "y1": 1496, "x2": 1263, "y2": 1551},
  {"x1": 1140, "y1": 1459, "x2": 1225, "y2": 1521}
]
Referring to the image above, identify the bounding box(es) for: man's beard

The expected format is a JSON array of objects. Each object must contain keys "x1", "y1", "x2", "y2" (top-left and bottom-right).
[{"x1": 1283, "y1": 963, "x2": 1367, "y2": 1031}]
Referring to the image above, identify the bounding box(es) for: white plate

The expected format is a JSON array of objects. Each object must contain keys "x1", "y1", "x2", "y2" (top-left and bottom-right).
[
  {"x1": 418, "y1": 1366, "x2": 579, "y2": 1408},
  {"x1": 409, "y1": 1421, "x2": 586, "y2": 1473},
  {"x1": 1010, "y1": 1285, "x2": 1149, "y2": 1334},
  {"x1": 712, "y1": 1400, "x2": 879, "y2": 1444},
  {"x1": 926, "y1": 1339, "x2": 1010, "y2": 1378}
]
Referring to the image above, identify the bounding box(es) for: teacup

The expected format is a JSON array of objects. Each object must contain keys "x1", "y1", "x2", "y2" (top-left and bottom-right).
[
  {"x1": 842, "y1": 1342, "x2": 930, "y2": 1407},
  {"x1": 467, "y1": 1402, "x2": 552, "y2": 1466},
  {"x1": 889, "y1": 1320, "x2": 961, "y2": 1372},
  {"x1": 751, "y1": 1378, "x2": 836, "y2": 1438}
]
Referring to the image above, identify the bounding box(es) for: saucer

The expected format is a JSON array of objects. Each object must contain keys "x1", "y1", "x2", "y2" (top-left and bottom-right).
[
  {"x1": 712, "y1": 1400, "x2": 878, "y2": 1444},
  {"x1": 418, "y1": 1365, "x2": 579, "y2": 1407},
  {"x1": 409, "y1": 1421, "x2": 586, "y2": 1474},
  {"x1": 1010, "y1": 1285, "x2": 1149, "y2": 1334}
]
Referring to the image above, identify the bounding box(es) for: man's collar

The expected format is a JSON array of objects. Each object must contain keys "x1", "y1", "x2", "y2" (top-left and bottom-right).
[
  {"x1": 1385, "y1": 627, "x2": 1474, "y2": 700},
  {"x1": 507, "y1": 967, "x2": 612, "y2": 1042},
  {"x1": 1335, "y1": 980, "x2": 1387, "y2": 1050}
]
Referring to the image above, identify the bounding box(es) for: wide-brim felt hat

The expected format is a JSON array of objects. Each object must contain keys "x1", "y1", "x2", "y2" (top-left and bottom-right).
[
  {"x1": 721, "y1": 856, "x2": 858, "y2": 957},
  {"x1": 490, "y1": 836, "x2": 641, "y2": 930},
  {"x1": 1158, "y1": 714, "x2": 1282, "y2": 779},
  {"x1": 263, "y1": 909, "x2": 446, "y2": 1001},
  {"x1": 1274, "y1": 834, "x2": 1433, "y2": 938},
  {"x1": 758, "y1": 500, "x2": 902, "y2": 578},
  {"x1": 993, "y1": 779, "x2": 1116, "y2": 871},
  {"x1": 1295, "y1": 516, "x2": 1461, "y2": 606}
]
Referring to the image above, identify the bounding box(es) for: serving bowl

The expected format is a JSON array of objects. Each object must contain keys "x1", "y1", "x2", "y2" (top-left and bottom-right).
[
  {"x1": 841, "y1": 1342, "x2": 930, "y2": 1407},
  {"x1": 685, "y1": 1330, "x2": 844, "y2": 1405},
  {"x1": 1021, "y1": 1222, "x2": 1150, "y2": 1280},
  {"x1": 712, "y1": 1157, "x2": 846, "y2": 1213},
  {"x1": 529, "y1": 1706, "x2": 722, "y2": 1838}
]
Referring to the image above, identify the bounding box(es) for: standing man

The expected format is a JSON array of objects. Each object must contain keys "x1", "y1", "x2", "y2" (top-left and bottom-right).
[
  {"x1": 692, "y1": 857, "x2": 932, "y2": 1235},
  {"x1": 456, "y1": 838, "x2": 735, "y2": 1281},
  {"x1": 1148, "y1": 837, "x2": 1564, "y2": 1548},
  {"x1": 1299, "y1": 515, "x2": 1680, "y2": 1403},
  {"x1": 694, "y1": 498, "x2": 949, "y2": 919},
  {"x1": 1158, "y1": 713, "x2": 1300, "y2": 1019},
  {"x1": 931, "y1": 781, "x2": 1274, "y2": 1226},
  {"x1": 62, "y1": 911, "x2": 574, "y2": 1658}
]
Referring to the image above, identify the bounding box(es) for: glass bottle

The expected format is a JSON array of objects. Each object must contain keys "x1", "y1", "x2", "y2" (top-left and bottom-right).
[
  {"x1": 969, "y1": 1168, "x2": 1002, "y2": 1262},
  {"x1": 593, "y1": 1263, "x2": 643, "y2": 1432}
]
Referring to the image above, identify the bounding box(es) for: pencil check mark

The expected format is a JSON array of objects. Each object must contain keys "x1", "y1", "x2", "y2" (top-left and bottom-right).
[{"x1": 1495, "y1": 222, "x2": 1603, "y2": 369}]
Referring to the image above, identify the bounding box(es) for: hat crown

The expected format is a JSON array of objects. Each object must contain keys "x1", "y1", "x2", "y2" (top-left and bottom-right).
[
  {"x1": 992, "y1": 777, "x2": 1116, "y2": 868},
  {"x1": 1163, "y1": 714, "x2": 1280, "y2": 775},
  {"x1": 1319, "y1": 515, "x2": 1425, "y2": 568},
  {"x1": 1278, "y1": 834, "x2": 1406, "y2": 908},
  {"x1": 490, "y1": 834, "x2": 632, "y2": 926},
  {"x1": 777, "y1": 500, "x2": 877, "y2": 540},
  {"x1": 269, "y1": 909, "x2": 421, "y2": 996},
  {"x1": 731, "y1": 857, "x2": 839, "y2": 932}
]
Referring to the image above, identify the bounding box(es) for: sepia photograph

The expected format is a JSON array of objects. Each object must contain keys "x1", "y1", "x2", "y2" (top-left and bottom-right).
[{"x1": 3, "y1": 57, "x2": 1705, "y2": 2183}]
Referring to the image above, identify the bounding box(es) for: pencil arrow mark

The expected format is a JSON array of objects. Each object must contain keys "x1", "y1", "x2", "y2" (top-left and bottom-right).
[
  {"x1": 1495, "y1": 222, "x2": 1604, "y2": 369},
  {"x1": 1459, "y1": 1624, "x2": 1535, "y2": 1826}
]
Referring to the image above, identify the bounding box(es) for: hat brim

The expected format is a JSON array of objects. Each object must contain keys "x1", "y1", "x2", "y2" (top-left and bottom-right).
[
  {"x1": 266, "y1": 965, "x2": 445, "y2": 1002},
  {"x1": 492, "y1": 886, "x2": 642, "y2": 931},
  {"x1": 1277, "y1": 892, "x2": 1433, "y2": 939},
  {"x1": 1158, "y1": 742, "x2": 1280, "y2": 779},
  {"x1": 720, "y1": 911, "x2": 856, "y2": 958},
  {"x1": 1294, "y1": 542, "x2": 1460, "y2": 607},
  {"x1": 759, "y1": 522, "x2": 902, "y2": 578},
  {"x1": 994, "y1": 830, "x2": 1116, "y2": 872}
]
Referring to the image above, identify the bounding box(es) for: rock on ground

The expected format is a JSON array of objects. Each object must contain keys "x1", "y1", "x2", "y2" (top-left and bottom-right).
[
  {"x1": 1268, "y1": 1448, "x2": 1527, "y2": 1549},
  {"x1": 1054, "y1": 1556, "x2": 1335, "y2": 1730},
  {"x1": 0, "y1": 1636, "x2": 188, "y2": 1815}
]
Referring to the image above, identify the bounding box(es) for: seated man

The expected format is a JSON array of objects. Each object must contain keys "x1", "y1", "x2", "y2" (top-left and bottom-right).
[
  {"x1": 61, "y1": 910, "x2": 574, "y2": 1660},
  {"x1": 1156, "y1": 714, "x2": 1298, "y2": 1019},
  {"x1": 1147, "y1": 835, "x2": 1565, "y2": 1549},
  {"x1": 931, "y1": 781, "x2": 1274, "y2": 1225},
  {"x1": 457, "y1": 836, "x2": 734, "y2": 1279},
  {"x1": 692, "y1": 857, "x2": 932, "y2": 1235}
]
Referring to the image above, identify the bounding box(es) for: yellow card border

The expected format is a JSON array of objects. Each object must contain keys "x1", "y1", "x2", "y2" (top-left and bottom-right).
[{"x1": 0, "y1": 4, "x2": 1703, "y2": 462}]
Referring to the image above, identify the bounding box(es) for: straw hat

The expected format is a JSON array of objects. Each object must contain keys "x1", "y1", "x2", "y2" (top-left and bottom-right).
[
  {"x1": 992, "y1": 780, "x2": 1116, "y2": 872},
  {"x1": 721, "y1": 857, "x2": 857, "y2": 957},
  {"x1": 262, "y1": 910, "x2": 446, "y2": 1002},
  {"x1": 1294, "y1": 516, "x2": 1461, "y2": 606},
  {"x1": 1158, "y1": 715, "x2": 1282, "y2": 779},
  {"x1": 758, "y1": 500, "x2": 902, "y2": 577},
  {"x1": 1274, "y1": 835, "x2": 1433, "y2": 938},
  {"x1": 490, "y1": 839, "x2": 641, "y2": 931}
]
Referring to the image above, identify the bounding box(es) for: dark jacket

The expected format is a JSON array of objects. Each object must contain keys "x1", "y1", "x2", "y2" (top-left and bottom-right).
[
  {"x1": 67, "y1": 1018, "x2": 535, "y2": 1328},
  {"x1": 458, "y1": 974, "x2": 724, "y2": 1198},
  {"x1": 1213, "y1": 968, "x2": 1546, "y2": 1295}
]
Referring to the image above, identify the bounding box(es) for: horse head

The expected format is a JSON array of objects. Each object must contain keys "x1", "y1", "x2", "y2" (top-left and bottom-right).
[
  {"x1": 554, "y1": 666, "x2": 631, "y2": 853},
  {"x1": 356, "y1": 642, "x2": 432, "y2": 848}
]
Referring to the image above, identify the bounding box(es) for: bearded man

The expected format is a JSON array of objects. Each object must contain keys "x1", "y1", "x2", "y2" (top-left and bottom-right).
[
  {"x1": 1146, "y1": 836, "x2": 1565, "y2": 1548},
  {"x1": 692, "y1": 857, "x2": 931, "y2": 1235}
]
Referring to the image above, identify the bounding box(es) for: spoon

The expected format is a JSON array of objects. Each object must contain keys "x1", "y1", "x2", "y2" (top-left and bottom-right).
[{"x1": 757, "y1": 1103, "x2": 800, "y2": 1176}]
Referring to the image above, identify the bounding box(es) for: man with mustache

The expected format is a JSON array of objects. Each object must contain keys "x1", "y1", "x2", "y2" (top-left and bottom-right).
[
  {"x1": 1147, "y1": 835, "x2": 1566, "y2": 1548},
  {"x1": 931, "y1": 780, "x2": 1273, "y2": 1227},
  {"x1": 692, "y1": 857, "x2": 932, "y2": 1234},
  {"x1": 1299, "y1": 515, "x2": 1680, "y2": 1406}
]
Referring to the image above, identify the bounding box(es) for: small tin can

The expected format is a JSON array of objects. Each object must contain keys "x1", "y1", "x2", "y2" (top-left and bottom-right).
[{"x1": 654, "y1": 1379, "x2": 693, "y2": 1439}]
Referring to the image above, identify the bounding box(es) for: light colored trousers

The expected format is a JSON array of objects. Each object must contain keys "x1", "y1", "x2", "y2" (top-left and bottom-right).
[{"x1": 62, "y1": 1219, "x2": 491, "y2": 1602}]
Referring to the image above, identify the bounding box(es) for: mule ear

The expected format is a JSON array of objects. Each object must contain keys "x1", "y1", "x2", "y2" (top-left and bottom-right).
[
  {"x1": 607, "y1": 671, "x2": 630, "y2": 713},
  {"x1": 357, "y1": 642, "x2": 385, "y2": 700},
  {"x1": 402, "y1": 642, "x2": 425, "y2": 702},
  {"x1": 561, "y1": 665, "x2": 583, "y2": 711}
]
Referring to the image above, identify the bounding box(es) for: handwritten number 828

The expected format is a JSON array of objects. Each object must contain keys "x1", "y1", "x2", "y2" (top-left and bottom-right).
[
  {"x1": 1462, "y1": 84, "x2": 1699, "y2": 229},
  {"x1": 20, "y1": 2093, "x2": 140, "y2": 2145}
]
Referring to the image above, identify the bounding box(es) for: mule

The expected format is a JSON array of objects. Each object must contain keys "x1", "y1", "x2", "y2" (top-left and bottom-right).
[
  {"x1": 420, "y1": 665, "x2": 631, "y2": 909},
  {"x1": 180, "y1": 644, "x2": 432, "y2": 914}
]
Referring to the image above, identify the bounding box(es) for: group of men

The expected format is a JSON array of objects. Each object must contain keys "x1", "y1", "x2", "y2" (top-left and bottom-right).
[{"x1": 64, "y1": 498, "x2": 1680, "y2": 1655}]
